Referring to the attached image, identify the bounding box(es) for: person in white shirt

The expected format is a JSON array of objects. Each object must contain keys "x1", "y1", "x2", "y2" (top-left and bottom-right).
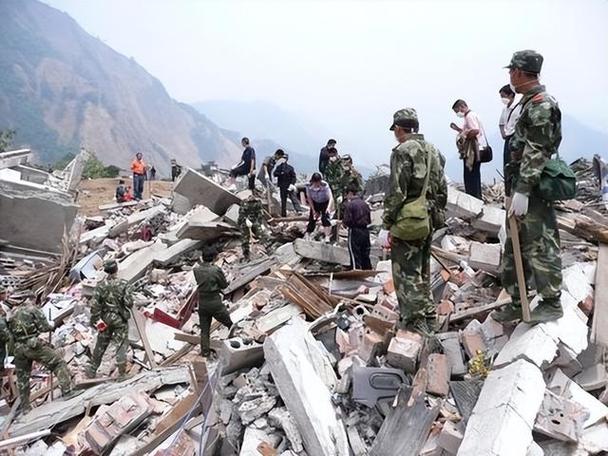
[
  {"x1": 450, "y1": 99, "x2": 487, "y2": 198},
  {"x1": 498, "y1": 85, "x2": 522, "y2": 196}
]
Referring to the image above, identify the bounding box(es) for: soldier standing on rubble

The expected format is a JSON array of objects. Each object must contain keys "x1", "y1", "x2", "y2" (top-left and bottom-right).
[
  {"x1": 493, "y1": 50, "x2": 564, "y2": 324},
  {"x1": 85, "y1": 260, "x2": 134, "y2": 379},
  {"x1": 238, "y1": 193, "x2": 267, "y2": 261},
  {"x1": 9, "y1": 301, "x2": 75, "y2": 413},
  {"x1": 324, "y1": 148, "x2": 345, "y2": 218},
  {"x1": 379, "y1": 108, "x2": 447, "y2": 333},
  {"x1": 193, "y1": 249, "x2": 233, "y2": 357}
]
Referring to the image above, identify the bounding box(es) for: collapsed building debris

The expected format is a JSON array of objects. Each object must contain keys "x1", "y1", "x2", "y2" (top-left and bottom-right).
[{"x1": 0, "y1": 156, "x2": 607, "y2": 456}]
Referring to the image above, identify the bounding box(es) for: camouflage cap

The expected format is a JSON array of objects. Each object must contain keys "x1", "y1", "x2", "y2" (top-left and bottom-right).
[
  {"x1": 390, "y1": 108, "x2": 418, "y2": 131},
  {"x1": 505, "y1": 50, "x2": 543, "y2": 74},
  {"x1": 103, "y1": 259, "x2": 118, "y2": 273}
]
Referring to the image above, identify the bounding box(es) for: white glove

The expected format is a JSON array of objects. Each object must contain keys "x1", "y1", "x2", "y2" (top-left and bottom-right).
[
  {"x1": 288, "y1": 184, "x2": 296, "y2": 192},
  {"x1": 378, "y1": 229, "x2": 391, "y2": 248},
  {"x1": 245, "y1": 219, "x2": 253, "y2": 228},
  {"x1": 337, "y1": 195, "x2": 343, "y2": 204},
  {"x1": 509, "y1": 192, "x2": 529, "y2": 217}
]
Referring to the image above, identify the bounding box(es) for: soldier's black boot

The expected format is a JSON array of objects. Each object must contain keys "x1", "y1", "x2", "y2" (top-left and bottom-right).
[
  {"x1": 491, "y1": 305, "x2": 522, "y2": 323},
  {"x1": 529, "y1": 300, "x2": 563, "y2": 325}
]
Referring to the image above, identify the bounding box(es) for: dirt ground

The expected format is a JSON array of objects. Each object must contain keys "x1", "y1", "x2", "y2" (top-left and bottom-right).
[{"x1": 77, "y1": 177, "x2": 174, "y2": 216}]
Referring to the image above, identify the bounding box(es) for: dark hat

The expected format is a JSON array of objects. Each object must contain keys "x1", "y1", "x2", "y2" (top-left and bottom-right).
[
  {"x1": 103, "y1": 259, "x2": 118, "y2": 273},
  {"x1": 505, "y1": 50, "x2": 544, "y2": 74},
  {"x1": 390, "y1": 108, "x2": 419, "y2": 131}
]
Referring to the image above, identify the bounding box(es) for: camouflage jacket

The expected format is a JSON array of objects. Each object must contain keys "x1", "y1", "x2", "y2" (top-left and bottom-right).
[
  {"x1": 509, "y1": 85, "x2": 562, "y2": 195},
  {"x1": 193, "y1": 262, "x2": 229, "y2": 295},
  {"x1": 238, "y1": 198, "x2": 264, "y2": 226},
  {"x1": 340, "y1": 166, "x2": 364, "y2": 195},
  {"x1": 324, "y1": 160, "x2": 344, "y2": 194},
  {"x1": 8, "y1": 305, "x2": 52, "y2": 342},
  {"x1": 0, "y1": 316, "x2": 10, "y2": 360},
  {"x1": 91, "y1": 278, "x2": 134, "y2": 326},
  {"x1": 383, "y1": 134, "x2": 447, "y2": 230}
]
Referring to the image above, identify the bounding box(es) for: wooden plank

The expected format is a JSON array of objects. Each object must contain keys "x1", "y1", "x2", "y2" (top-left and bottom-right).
[
  {"x1": 223, "y1": 258, "x2": 276, "y2": 295},
  {"x1": 0, "y1": 398, "x2": 20, "y2": 438},
  {"x1": 508, "y1": 215, "x2": 531, "y2": 322},
  {"x1": 450, "y1": 297, "x2": 512, "y2": 323},
  {"x1": 591, "y1": 244, "x2": 608, "y2": 347},
  {"x1": 132, "y1": 310, "x2": 158, "y2": 368},
  {"x1": 449, "y1": 380, "x2": 483, "y2": 422}
]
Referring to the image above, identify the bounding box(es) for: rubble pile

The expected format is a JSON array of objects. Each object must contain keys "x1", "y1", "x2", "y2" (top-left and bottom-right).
[{"x1": 0, "y1": 157, "x2": 607, "y2": 455}]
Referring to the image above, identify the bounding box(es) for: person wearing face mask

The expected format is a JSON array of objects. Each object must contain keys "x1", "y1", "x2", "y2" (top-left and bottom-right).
[
  {"x1": 378, "y1": 108, "x2": 447, "y2": 334},
  {"x1": 493, "y1": 50, "x2": 564, "y2": 325},
  {"x1": 450, "y1": 100, "x2": 487, "y2": 199},
  {"x1": 498, "y1": 85, "x2": 522, "y2": 196}
]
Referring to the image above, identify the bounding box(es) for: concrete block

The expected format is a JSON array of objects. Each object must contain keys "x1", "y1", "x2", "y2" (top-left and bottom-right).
[
  {"x1": 224, "y1": 203, "x2": 241, "y2": 225},
  {"x1": 547, "y1": 368, "x2": 608, "y2": 429},
  {"x1": 460, "y1": 320, "x2": 487, "y2": 358},
  {"x1": 446, "y1": 186, "x2": 484, "y2": 220},
  {"x1": 458, "y1": 359, "x2": 545, "y2": 456},
  {"x1": 358, "y1": 331, "x2": 385, "y2": 365},
  {"x1": 117, "y1": 240, "x2": 168, "y2": 283},
  {"x1": 535, "y1": 389, "x2": 588, "y2": 442},
  {"x1": 494, "y1": 321, "x2": 559, "y2": 369},
  {"x1": 468, "y1": 242, "x2": 501, "y2": 274},
  {"x1": 472, "y1": 206, "x2": 506, "y2": 237},
  {"x1": 220, "y1": 337, "x2": 264, "y2": 375},
  {"x1": 426, "y1": 354, "x2": 450, "y2": 397},
  {"x1": 173, "y1": 167, "x2": 241, "y2": 215},
  {"x1": 386, "y1": 330, "x2": 423, "y2": 374},
  {"x1": 438, "y1": 332, "x2": 467, "y2": 377},
  {"x1": 264, "y1": 318, "x2": 349, "y2": 456},
  {"x1": 240, "y1": 427, "x2": 281, "y2": 456},
  {"x1": 438, "y1": 420, "x2": 464, "y2": 454}
]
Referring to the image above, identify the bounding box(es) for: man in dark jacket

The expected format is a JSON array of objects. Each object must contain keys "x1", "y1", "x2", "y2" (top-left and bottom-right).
[
  {"x1": 319, "y1": 138, "x2": 337, "y2": 177},
  {"x1": 274, "y1": 154, "x2": 303, "y2": 217},
  {"x1": 229, "y1": 137, "x2": 256, "y2": 190},
  {"x1": 343, "y1": 187, "x2": 372, "y2": 270},
  {"x1": 193, "y1": 249, "x2": 233, "y2": 357}
]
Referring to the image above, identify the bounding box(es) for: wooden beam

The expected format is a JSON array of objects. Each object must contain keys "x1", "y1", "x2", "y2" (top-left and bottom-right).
[
  {"x1": 591, "y1": 244, "x2": 608, "y2": 347},
  {"x1": 449, "y1": 297, "x2": 511, "y2": 323},
  {"x1": 132, "y1": 310, "x2": 158, "y2": 368}
]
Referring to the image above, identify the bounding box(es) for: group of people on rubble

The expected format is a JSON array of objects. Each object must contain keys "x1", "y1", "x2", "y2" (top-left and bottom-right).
[
  {"x1": 2, "y1": 50, "x2": 565, "y2": 417},
  {"x1": 114, "y1": 154, "x2": 182, "y2": 203}
]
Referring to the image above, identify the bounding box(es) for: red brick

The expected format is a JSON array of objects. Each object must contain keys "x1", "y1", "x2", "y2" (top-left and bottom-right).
[
  {"x1": 386, "y1": 330, "x2": 423, "y2": 374},
  {"x1": 426, "y1": 354, "x2": 450, "y2": 397}
]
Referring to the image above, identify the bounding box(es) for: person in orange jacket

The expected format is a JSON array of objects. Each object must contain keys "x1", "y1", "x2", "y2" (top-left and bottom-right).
[{"x1": 130, "y1": 152, "x2": 147, "y2": 200}]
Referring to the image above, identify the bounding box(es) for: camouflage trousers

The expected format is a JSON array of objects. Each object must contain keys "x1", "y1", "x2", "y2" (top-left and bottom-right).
[
  {"x1": 198, "y1": 293, "x2": 233, "y2": 355},
  {"x1": 501, "y1": 196, "x2": 562, "y2": 308},
  {"x1": 239, "y1": 222, "x2": 266, "y2": 257},
  {"x1": 14, "y1": 338, "x2": 72, "y2": 408},
  {"x1": 391, "y1": 235, "x2": 434, "y2": 328},
  {"x1": 87, "y1": 323, "x2": 129, "y2": 376}
]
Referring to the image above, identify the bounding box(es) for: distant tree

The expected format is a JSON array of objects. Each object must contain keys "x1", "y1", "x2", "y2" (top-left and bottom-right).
[
  {"x1": 82, "y1": 153, "x2": 121, "y2": 179},
  {"x1": 0, "y1": 129, "x2": 16, "y2": 152}
]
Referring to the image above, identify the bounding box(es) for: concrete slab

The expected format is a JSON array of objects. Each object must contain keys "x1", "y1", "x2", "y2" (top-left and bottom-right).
[
  {"x1": 458, "y1": 359, "x2": 545, "y2": 456},
  {"x1": 173, "y1": 167, "x2": 240, "y2": 215},
  {"x1": 447, "y1": 187, "x2": 484, "y2": 220}
]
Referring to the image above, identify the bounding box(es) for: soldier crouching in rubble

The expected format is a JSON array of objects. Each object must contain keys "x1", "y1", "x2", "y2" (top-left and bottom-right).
[
  {"x1": 8, "y1": 299, "x2": 76, "y2": 413},
  {"x1": 85, "y1": 259, "x2": 134, "y2": 379},
  {"x1": 238, "y1": 193, "x2": 268, "y2": 261},
  {"x1": 379, "y1": 108, "x2": 447, "y2": 335},
  {"x1": 193, "y1": 249, "x2": 233, "y2": 358}
]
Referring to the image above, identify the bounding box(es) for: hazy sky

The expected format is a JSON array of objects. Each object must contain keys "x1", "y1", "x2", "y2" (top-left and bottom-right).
[{"x1": 45, "y1": 0, "x2": 608, "y2": 178}]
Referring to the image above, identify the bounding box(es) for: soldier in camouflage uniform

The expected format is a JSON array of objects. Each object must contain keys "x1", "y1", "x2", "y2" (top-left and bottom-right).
[
  {"x1": 494, "y1": 50, "x2": 563, "y2": 324},
  {"x1": 338, "y1": 155, "x2": 364, "y2": 215},
  {"x1": 238, "y1": 194, "x2": 267, "y2": 260},
  {"x1": 193, "y1": 249, "x2": 233, "y2": 357},
  {"x1": 86, "y1": 259, "x2": 134, "y2": 378},
  {"x1": 9, "y1": 302, "x2": 73, "y2": 412},
  {"x1": 324, "y1": 148, "x2": 344, "y2": 214},
  {"x1": 379, "y1": 108, "x2": 447, "y2": 332}
]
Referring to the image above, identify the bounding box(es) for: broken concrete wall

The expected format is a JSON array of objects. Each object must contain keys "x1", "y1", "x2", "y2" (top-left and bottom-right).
[
  {"x1": 0, "y1": 182, "x2": 78, "y2": 252},
  {"x1": 172, "y1": 167, "x2": 241, "y2": 215}
]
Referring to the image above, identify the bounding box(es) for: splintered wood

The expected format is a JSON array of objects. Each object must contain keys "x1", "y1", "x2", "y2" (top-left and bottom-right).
[{"x1": 279, "y1": 272, "x2": 340, "y2": 319}]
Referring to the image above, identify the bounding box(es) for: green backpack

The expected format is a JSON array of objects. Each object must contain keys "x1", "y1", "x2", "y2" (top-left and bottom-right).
[
  {"x1": 390, "y1": 151, "x2": 432, "y2": 241},
  {"x1": 536, "y1": 153, "x2": 576, "y2": 202}
]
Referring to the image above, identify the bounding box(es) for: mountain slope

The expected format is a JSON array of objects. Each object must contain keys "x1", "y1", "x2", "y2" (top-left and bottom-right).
[{"x1": 0, "y1": 0, "x2": 241, "y2": 172}]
